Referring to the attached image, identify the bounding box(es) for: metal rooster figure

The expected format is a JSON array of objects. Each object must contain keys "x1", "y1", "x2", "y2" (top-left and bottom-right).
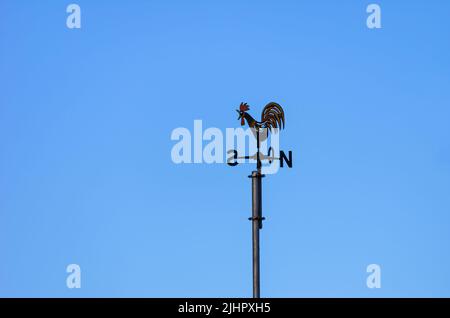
[
  {"x1": 234, "y1": 101, "x2": 286, "y2": 299},
  {"x1": 236, "y1": 102, "x2": 285, "y2": 171},
  {"x1": 237, "y1": 102, "x2": 285, "y2": 131}
]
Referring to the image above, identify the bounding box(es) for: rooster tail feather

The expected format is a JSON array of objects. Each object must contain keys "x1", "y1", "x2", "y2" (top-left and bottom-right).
[{"x1": 261, "y1": 102, "x2": 285, "y2": 131}]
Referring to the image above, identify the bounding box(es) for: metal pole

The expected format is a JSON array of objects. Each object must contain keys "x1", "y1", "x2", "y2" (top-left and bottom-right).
[{"x1": 249, "y1": 170, "x2": 264, "y2": 298}]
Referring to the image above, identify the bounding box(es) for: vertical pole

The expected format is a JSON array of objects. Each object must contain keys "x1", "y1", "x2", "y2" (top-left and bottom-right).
[
  {"x1": 249, "y1": 170, "x2": 264, "y2": 298},
  {"x1": 251, "y1": 127, "x2": 264, "y2": 298}
]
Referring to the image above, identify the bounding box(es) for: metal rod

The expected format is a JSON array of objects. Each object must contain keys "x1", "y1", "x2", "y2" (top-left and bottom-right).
[
  {"x1": 256, "y1": 128, "x2": 261, "y2": 171},
  {"x1": 249, "y1": 170, "x2": 264, "y2": 298}
]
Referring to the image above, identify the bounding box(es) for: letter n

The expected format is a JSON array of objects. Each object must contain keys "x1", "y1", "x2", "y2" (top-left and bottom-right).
[{"x1": 280, "y1": 151, "x2": 293, "y2": 168}]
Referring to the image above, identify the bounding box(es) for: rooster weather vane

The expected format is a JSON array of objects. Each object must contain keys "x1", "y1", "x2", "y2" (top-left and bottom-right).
[
  {"x1": 234, "y1": 102, "x2": 286, "y2": 171},
  {"x1": 233, "y1": 101, "x2": 288, "y2": 299}
]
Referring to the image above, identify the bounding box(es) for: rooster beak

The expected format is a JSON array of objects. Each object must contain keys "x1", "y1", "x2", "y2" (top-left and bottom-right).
[{"x1": 236, "y1": 109, "x2": 241, "y2": 120}]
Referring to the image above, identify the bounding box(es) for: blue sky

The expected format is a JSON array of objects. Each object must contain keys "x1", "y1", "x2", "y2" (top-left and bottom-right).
[{"x1": 1, "y1": 0, "x2": 450, "y2": 297}]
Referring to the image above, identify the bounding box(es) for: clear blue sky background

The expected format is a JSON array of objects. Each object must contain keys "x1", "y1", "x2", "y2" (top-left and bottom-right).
[{"x1": 1, "y1": 0, "x2": 450, "y2": 297}]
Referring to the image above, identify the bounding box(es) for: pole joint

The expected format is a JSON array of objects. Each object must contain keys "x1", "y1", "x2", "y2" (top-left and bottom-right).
[
  {"x1": 248, "y1": 216, "x2": 266, "y2": 221},
  {"x1": 248, "y1": 173, "x2": 265, "y2": 179}
]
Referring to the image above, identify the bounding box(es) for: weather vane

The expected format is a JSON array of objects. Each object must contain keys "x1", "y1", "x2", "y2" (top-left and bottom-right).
[
  {"x1": 236, "y1": 102, "x2": 285, "y2": 172},
  {"x1": 233, "y1": 101, "x2": 287, "y2": 298}
]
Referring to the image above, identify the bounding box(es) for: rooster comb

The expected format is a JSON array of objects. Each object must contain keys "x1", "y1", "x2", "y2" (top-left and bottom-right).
[{"x1": 239, "y1": 102, "x2": 250, "y2": 112}]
